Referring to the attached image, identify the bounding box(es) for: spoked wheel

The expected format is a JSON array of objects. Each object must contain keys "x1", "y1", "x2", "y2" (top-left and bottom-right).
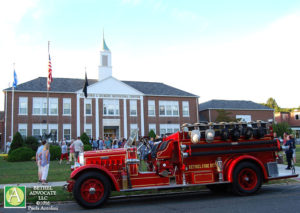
[
  {"x1": 73, "y1": 172, "x2": 111, "y2": 209},
  {"x1": 231, "y1": 162, "x2": 262, "y2": 195}
]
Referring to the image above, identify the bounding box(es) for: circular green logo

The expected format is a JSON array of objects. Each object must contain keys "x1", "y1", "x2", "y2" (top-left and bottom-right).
[{"x1": 5, "y1": 187, "x2": 25, "y2": 206}]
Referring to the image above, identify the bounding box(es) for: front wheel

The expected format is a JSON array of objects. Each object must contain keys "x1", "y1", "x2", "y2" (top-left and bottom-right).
[
  {"x1": 73, "y1": 172, "x2": 111, "y2": 209},
  {"x1": 231, "y1": 162, "x2": 262, "y2": 196}
]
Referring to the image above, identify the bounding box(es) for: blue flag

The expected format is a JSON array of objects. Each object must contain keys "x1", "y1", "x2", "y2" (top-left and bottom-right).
[{"x1": 13, "y1": 69, "x2": 17, "y2": 88}]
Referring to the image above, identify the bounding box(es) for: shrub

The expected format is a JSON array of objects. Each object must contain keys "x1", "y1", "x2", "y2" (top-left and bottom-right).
[
  {"x1": 84, "y1": 144, "x2": 92, "y2": 151},
  {"x1": 49, "y1": 145, "x2": 61, "y2": 161},
  {"x1": 9, "y1": 132, "x2": 24, "y2": 154},
  {"x1": 25, "y1": 136, "x2": 39, "y2": 152},
  {"x1": 7, "y1": 147, "x2": 35, "y2": 162},
  {"x1": 80, "y1": 133, "x2": 90, "y2": 145},
  {"x1": 148, "y1": 129, "x2": 156, "y2": 139}
]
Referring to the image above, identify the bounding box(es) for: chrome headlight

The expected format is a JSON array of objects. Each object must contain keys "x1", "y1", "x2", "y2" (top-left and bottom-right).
[
  {"x1": 79, "y1": 152, "x2": 84, "y2": 165},
  {"x1": 205, "y1": 129, "x2": 215, "y2": 143},
  {"x1": 191, "y1": 130, "x2": 201, "y2": 144}
]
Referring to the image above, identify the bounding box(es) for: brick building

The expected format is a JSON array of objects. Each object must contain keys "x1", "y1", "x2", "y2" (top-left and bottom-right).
[
  {"x1": 198, "y1": 99, "x2": 274, "y2": 122},
  {"x1": 1, "y1": 38, "x2": 198, "y2": 149},
  {"x1": 275, "y1": 110, "x2": 300, "y2": 141}
]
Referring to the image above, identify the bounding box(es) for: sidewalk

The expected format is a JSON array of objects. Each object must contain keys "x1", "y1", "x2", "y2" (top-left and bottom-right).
[{"x1": 0, "y1": 164, "x2": 299, "y2": 189}]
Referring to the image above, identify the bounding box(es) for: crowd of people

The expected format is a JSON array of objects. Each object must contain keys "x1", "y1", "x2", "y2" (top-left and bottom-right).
[{"x1": 89, "y1": 137, "x2": 128, "y2": 150}]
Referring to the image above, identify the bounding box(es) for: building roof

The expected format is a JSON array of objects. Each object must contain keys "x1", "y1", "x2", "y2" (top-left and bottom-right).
[
  {"x1": 198, "y1": 99, "x2": 273, "y2": 111},
  {"x1": 102, "y1": 38, "x2": 110, "y2": 51},
  {"x1": 4, "y1": 77, "x2": 198, "y2": 97}
]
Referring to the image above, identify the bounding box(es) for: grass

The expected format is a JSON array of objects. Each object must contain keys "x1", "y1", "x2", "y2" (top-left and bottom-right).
[{"x1": 0, "y1": 157, "x2": 72, "y2": 184}]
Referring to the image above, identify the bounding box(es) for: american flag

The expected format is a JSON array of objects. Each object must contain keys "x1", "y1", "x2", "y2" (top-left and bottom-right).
[{"x1": 47, "y1": 54, "x2": 52, "y2": 90}]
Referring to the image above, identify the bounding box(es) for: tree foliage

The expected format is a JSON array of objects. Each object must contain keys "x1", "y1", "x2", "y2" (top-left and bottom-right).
[
  {"x1": 272, "y1": 122, "x2": 292, "y2": 138},
  {"x1": 80, "y1": 132, "x2": 90, "y2": 145},
  {"x1": 9, "y1": 132, "x2": 24, "y2": 154},
  {"x1": 25, "y1": 136, "x2": 39, "y2": 152},
  {"x1": 215, "y1": 109, "x2": 239, "y2": 122},
  {"x1": 148, "y1": 130, "x2": 156, "y2": 139}
]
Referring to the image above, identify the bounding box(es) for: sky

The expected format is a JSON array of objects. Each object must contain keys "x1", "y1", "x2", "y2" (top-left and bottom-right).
[{"x1": 1, "y1": 0, "x2": 300, "y2": 110}]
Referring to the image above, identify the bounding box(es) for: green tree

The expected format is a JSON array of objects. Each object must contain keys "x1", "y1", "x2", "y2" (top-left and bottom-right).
[
  {"x1": 215, "y1": 109, "x2": 238, "y2": 122},
  {"x1": 263, "y1": 97, "x2": 281, "y2": 112},
  {"x1": 9, "y1": 132, "x2": 24, "y2": 154},
  {"x1": 272, "y1": 122, "x2": 292, "y2": 138},
  {"x1": 25, "y1": 136, "x2": 39, "y2": 152},
  {"x1": 80, "y1": 132, "x2": 90, "y2": 145},
  {"x1": 148, "y1": 129, "x2": 156, "y2": 139}
]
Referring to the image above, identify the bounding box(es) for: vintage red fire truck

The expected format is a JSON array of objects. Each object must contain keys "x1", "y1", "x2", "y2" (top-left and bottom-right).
[{"x1": 66, "y1": 121, "x2": 298, "y2": 208}]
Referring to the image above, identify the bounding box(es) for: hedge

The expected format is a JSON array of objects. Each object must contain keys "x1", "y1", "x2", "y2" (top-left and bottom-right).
[
  {"x1": 7, "y1": 147, "x2": 35, "y2": 162},
  {"x1": 49, "y1": 145, "x2": 61, "y2": 161}
]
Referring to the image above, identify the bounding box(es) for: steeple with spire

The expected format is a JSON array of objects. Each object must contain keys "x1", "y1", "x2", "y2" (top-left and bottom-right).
[{"x1": 98, "y1": 31, "x2": 112, "y2": 81}]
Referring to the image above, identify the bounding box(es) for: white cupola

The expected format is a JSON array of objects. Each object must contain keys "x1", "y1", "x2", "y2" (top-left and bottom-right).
[{"x1": 98, "y1": 36, "x2": 112, "y2": 81}]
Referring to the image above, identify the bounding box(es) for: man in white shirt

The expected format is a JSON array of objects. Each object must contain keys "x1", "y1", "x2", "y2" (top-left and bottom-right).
[{"x1": 73, "y1": 136, "x2": 83, "y2": 161}]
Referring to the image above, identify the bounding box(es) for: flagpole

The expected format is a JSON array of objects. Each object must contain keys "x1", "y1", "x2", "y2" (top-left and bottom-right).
[
  {"x1": 11, "y1": 63, "x2": 15, "y2": 140},
  {"x1": 84, "y1": 67, "x2": 87, "y2": 135},
  {"x1": 47, "y1": 41, "x2": 50, "y2": 138}
]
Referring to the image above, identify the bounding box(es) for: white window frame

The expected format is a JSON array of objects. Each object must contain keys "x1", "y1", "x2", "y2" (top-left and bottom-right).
[
  {"x1": 19, "y1": 97, "x2": 28, "y2": 115},
  {"x1": 149, "y1": 124, "x2": 156, "y2": 134},
  {"x1": 85, "y1": 123, "x2": 92, "y2": 138},
  {"x1": 159, "y1": 101, "x2": 179, "y2": 117},
  {"x1": 32, "y1": 97, "x2": 47, "y2": 115},
  {"x1": 236, "y1": 115, "x2": 252, "y2": 122},
  {"x1": 18, "y1": 123, "x2": 27, "y2": 137},
  {"x1": 49, "y1": 98, "x2": 58, "y2": 115},
  {"x1": 159, "y1": 124, "x2": 180, "y2": 136},
  {"x1": 182, "y1": 101, "x2": 189, "y2": 117},
  {"x1": 63, "y1": 98, "x2": 71, "y2": 116},
  {"x1": 130, "y1": 124, "x2": 138, "y2": 139},
  {"x1": 103, "y1": 99, "x2": 120, "y2": 116},
  {"x1": 32, "y1": 124, "x2": 47, "y2": 138},
  {"x1": 130, "y1": 100, "x2": 137, "y2": 116},
  {"x1": 148, "y1": 100, "x2": 155, "y2": 116},
  {"x1": 85, "y1": 99, "x2": 92, "y2": 116},
  {"x1": 63, "y1": 124, "x2": 71, "y2": 141}
]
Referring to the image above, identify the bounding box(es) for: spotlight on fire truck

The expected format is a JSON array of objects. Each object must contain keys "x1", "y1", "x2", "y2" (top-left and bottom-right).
[
  {"x1": 191, "y1": 130, "x2": 201, "y2": 143},
  {"x1": 205, "y1": 129, "x2": 215, "y2": 143}
]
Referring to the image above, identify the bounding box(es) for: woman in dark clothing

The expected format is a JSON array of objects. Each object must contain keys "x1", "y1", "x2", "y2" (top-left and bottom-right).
[{"x1": 285, "y1": 135, "x2": 294, "y2": 170}]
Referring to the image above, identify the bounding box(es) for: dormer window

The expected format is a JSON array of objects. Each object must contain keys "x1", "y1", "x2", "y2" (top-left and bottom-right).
[{"x1": 102, "y1": 55, "x2": 108, "y2": 66}]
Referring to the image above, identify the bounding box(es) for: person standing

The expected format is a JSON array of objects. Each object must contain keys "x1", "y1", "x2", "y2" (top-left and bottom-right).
[
  {"x1": 69, "y1": 140, "x2": 76, "y2": 163},
  {"x1": 98, "y1": 137, "x2": 104, "y2": 150},
  {"x1": 36, "y1": 140, "x2": 46, "y2": 182},
  {"x1": 285, "y1": 135, "x2": 293, "y2": 170},
  {"x1": 290, "y1": 134, "x2": 296, "y2": 164},
  {"x1": 39, "y1": 143, "x2": 50, "y2": 185},
  {"x1": 74, "y1": 136, "x2": 83, "y2": 161},
  {"x1": 60, "y1": 141, "x2": 69, "y2": 164},
  {"x1": 6, "y1": 137, "x2": 11, "y2": 154},
  {"x1": 92, "y1": 138, "x2": 98, "y2": 151},
  {"x1": 104, "y1": 137, "x2": 111, "y2": 149}
]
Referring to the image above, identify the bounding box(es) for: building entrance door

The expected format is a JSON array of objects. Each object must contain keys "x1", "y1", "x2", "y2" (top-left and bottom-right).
[{"x1": 104, "y1": 126, "x2": 119, "y2": 139}]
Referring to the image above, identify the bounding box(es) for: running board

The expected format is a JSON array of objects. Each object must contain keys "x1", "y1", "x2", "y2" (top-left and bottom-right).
[
  {"x1": 267, "y1": 174, "x2": 298, "y2": 181},
  {"x1": 120, "y1": 181, "x2": 230, "y2": 192}
]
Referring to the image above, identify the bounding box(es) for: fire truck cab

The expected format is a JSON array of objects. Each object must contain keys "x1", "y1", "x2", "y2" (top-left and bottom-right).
[{"x1": 66, "y1": 121, "x2": 298, "y2": 209}]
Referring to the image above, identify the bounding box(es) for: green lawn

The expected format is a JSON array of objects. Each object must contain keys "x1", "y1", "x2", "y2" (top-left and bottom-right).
[{"x1": 0, "y1": 157, "x2": 71, "y2": 184}]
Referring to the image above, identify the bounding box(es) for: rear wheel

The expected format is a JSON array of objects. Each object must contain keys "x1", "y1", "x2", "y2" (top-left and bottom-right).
[
  {"x1": 231, "y1": 162, "x2": 262, "y2": 195},
  {"x1": 73, "y1": 172, "x2": 111, "y2": 209}
]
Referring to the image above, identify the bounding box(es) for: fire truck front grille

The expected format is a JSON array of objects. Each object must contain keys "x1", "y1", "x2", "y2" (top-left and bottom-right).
[{"x1": 267, "y1": 162, "x2": 279, "y2": 177}]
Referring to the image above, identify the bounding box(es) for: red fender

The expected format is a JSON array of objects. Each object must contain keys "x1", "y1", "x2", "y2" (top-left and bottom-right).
[
  {"x1": 226, "y1": 155, "x2": 268, "y2": 182},
  {"x1": 70, "y1": 165, "x2": 120, "y2": 191}
]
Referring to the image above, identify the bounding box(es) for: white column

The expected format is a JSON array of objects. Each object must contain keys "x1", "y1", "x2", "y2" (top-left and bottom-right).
[
  {"x1": 123, "y1": 98, "x2": 127, "y2": 138},
  {"x1": 95, "y1": 98, "x2": 99, "y2": 139},
  {"x1": 11, "y1": 88, "x2": 14, "y2": 138},
  {"x1": 76, "y1": 93, "x2": 80, "y2": 137},
  {"x1": 4, "y1": 91, "x2": 7, "y2": 152},
  {"x1": 140, "y1": 96, "x2": 144, "y2": 136}
]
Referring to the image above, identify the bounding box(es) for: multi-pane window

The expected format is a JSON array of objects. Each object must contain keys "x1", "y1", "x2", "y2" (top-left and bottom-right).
[
  {"x1": 85, "y1": 99, "x2": 92, "y2": 115},
  {"x1": 130, "y1": 100, "x2": 137, "y2": 116},
  {"x1": 159, "y1": 101, "x2": 179, "y2": 117},
  {"x1": 19, "y1": 97, "x2": 28, "y2": 115},
  {"x1": 85, "y1": 124, "x2": 92, "y2": 138},
  {"x1": 18, "y1": 124, "x2": 27, "y2": 137},
  {"x1": 182, "y1": 101, "x2": 189, "y2": 117},
  {"x1": 130, "y1": 124, "x2": 138, "y2": 139},
  {"x1": 63, "y1": 124, "x2": 71, "y2": 141},
  {"x1": 103, "y1": 99, "x2": 119, "y2": 116},
  {"x1": 148, "y1": 100, "x2": 155, "y2": 116},
  {"x1": 49, "y1": 98, "x2": 58, "y2": 115},
  {"x1": 33, "y1": 98, "x2": 47, "y2": 115},
  {"x1": 32, "y1": 124, "x2": 47, "y2": 139},
  {"x1": 63, "y1": 98, "x2": 71, "y2": 115},
  {"x1": 149, "y1": 124, "x2": 156, "y2": 134},
  {"x1": 159, "y1": 124, "x2": 180, "y2": 136},
  {"x1": 49, "y1": 124, "x2": 58, "y2": 141}
]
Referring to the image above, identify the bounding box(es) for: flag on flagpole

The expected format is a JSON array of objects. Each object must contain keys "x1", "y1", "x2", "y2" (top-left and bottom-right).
[
  {"x1": 13, "y1": 69, "x2": 18, "y2": 88},
  {"x1": 83, "y1": 72, "x2": 88, "y2": 98},
  {"x1": 47, "y1": 54, "x2": 53, "y2": 91}
]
